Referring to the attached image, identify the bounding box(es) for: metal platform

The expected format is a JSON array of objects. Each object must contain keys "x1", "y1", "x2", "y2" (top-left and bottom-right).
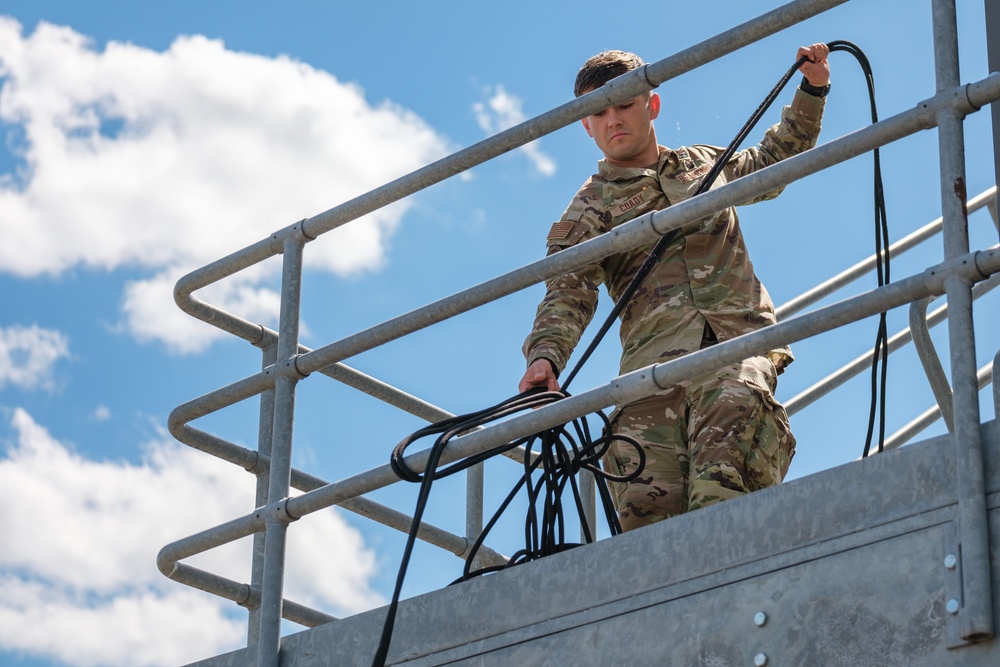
[{"x1": 187, "y1": 419, "x2": 999, "y2": 666}]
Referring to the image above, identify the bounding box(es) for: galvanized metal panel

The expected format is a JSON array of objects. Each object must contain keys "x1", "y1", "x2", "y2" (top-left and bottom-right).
[{"x1": 185, "y1": 421, "x2": 999, "y2": 666}]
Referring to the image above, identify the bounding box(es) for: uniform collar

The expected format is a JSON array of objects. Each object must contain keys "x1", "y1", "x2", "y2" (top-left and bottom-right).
[{"x1": 597, "y1": 145, "x2": 679, "y2": 181}]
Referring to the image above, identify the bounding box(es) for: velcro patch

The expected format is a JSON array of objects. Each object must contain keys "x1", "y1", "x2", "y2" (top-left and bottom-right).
[
  {"x1": 612, "y1": 187, "x2": 651, "y2": 216},
  {"x1": 677, "y1": 164, "x2": 712, "y2": 183},
  {"x1": 546, "y1": 220, "x2": 575, "y2": 242}
]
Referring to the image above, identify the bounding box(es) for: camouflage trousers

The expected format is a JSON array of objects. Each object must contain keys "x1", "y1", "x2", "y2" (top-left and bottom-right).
[{"x1": 602, "y1": 356, "x2": 795, "y2": 532}]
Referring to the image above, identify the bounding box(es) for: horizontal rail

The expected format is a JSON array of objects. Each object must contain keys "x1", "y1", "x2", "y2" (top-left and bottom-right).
[
  {"x1": 290, "y1": 248, "x2": 1000, "y2": 520},
  {"x1": 165, "y1": 71, "x2": 1000, "y2": 521},
  {"x1": 881, "y1": 362, "x2": 994, "y2": 451},
  {"x1": 165, "y1": 422, "x2": 506, "y2": 555},
  {"x1": 158, "y1": 7, "x2": 1000, "y2": 640},
  {"x1": 166, "y1": 76, "x2": 1000, "y2": 440},
  {"x1": 165, "y1": 560, "x2": 336, "y2": 628},
  {"x1": 777, "y1": 187, "x2": 997, "y2": 319},
  {"x1": 293, "y1": 75, "x2": 1000, "y2": 376},
  {"x1": 172, "y1": 0, "x2": 847, "y2": 340},
  {"x1": 158, "y1": 245, "x2": 1000, "y2": 580},
  {"x1": 784, "y1": 269, "x2": 1000, "y2": 415}
]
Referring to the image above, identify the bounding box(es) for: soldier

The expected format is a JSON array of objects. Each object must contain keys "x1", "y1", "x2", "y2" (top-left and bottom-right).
[{"x1": 519, "y1": 44, "x2": 831, "y2": 531}]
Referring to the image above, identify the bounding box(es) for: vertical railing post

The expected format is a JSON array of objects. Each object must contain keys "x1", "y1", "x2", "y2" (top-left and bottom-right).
[
  {"x1": 247, "y1": 342, "x2": 278, "y2": 648},
  {"x1": 932, "y1": 0, "x2": 994, "y2": 643},
  {"x1": 986, "y1": 0, "x2": 1000, "y2": 200},
  {"x1": 256, "y1": 229, "x2": 308, "y2": 666},
  {"x1": 579, "y1": 471, "x2": 596, "y2": 542},
  {"x1": 465, "y1": 464, "x2": 484, "y2": 568}
]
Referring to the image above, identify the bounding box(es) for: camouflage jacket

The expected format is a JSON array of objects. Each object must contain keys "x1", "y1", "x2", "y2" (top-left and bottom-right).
[{"x1": 523, "y1": 87, "x2": 826, "y2": 378}]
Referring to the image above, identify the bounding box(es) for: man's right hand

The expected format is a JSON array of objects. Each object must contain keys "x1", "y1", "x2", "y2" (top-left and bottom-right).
[{"x1": 518, "y1": 358, "x2": 561, "y2": 393}]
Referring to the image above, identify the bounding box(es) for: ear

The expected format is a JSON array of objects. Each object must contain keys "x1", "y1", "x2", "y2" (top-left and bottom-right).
[
  {"x1": 649, "y1": 92, "x2": 661, "y2": 120},
  {"x1": 581, "y1": 118, "x2": 592, "y2": 137}
]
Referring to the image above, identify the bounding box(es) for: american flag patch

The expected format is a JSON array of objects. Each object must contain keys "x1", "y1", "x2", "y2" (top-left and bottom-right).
[{"x1": 546, "y1": 220, "x2": 575, "y2": 241}]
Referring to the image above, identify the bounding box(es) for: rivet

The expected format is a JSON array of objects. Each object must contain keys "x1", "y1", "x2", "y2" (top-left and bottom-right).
[
  {"x1": 754, "y1": 611, "x2": 768, "y2": 627},
  {"x1": 754, "y1": 653, "x2": 769, "y2": 667},
  {"x1": 944, "y1": 554, "x2": 957, "y2": 570},
  {"x1": 946, "y1": 598, "x2": 960, "y2": 614}
]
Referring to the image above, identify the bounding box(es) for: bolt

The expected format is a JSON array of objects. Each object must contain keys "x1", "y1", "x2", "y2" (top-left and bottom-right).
[
  {"x1": 943, "y1": 554, "x2": 957, "y2": 570},
  {"x1": 754, "y1": 612, "x2": 768, "y2": 627},
  {"x1": 946, "y1": 599, "x2": 960, "y2": 614},
  {"x1": 754, "y1": 653, "x2": 769, "y2": 666}
]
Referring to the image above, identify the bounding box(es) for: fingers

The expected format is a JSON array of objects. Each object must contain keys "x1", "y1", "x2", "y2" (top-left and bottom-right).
[
  {"x1": 518, "y1": 367, "x2": 544, "y2": 393},
  {"x1": 797, "y1": 42, "x2": 831, "y2": 87},
  {"x1": 518, "y1": 359, "x2": 561, "y2": 393},
  {"x1": 797, "y1": 42, "x2": 829, "y2": 63},
  {"x1": 518, "y1": 375, "x2": 537, "y2": 393}
]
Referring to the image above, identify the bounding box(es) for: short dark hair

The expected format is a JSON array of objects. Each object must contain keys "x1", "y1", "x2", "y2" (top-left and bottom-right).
[{"x1": 574, "y1": 50, "x2": 646, "y2": 97}]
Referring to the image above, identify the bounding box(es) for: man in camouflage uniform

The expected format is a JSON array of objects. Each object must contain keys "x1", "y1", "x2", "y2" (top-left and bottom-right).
[{"x1": 519, "y1": 45, "x2": 831, "y2": 531}]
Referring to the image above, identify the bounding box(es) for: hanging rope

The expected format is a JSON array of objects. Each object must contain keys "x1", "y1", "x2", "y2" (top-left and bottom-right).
[
  {"x1": 824, "y1": 40, "x2": 891, "y2": 458},
  {"x1": 372, "y1": 41, "x2": 889, "y2": 666}
]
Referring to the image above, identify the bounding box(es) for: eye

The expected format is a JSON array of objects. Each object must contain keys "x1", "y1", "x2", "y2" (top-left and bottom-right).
[{"x1": 618, "y1": 102, "x2": 634, "y2": 110}]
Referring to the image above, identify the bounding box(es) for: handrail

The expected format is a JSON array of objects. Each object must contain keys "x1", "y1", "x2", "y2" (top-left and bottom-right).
[
  {"x1": 165, "y1": 74, "x2": 1000, "y2": 436},
  {"x1": 172, "y1": 0, "x2": 849, "y2": 342},
  {"x1": 784, "y1": 253, "x2": 1000, "y2": 416},
  {"x1": 777, "y1": 187, "x2": 997, "y2": 319},
  {"x1": 881, "y1": 361, "x2": 995, "y2": 451},
  {"x1": 159, "y1": 243, "x2": 1000, "y2": 587},
  {"x1": 158, "y1": 1, "x2": 1000, "y2": 662},
  {"x1": 160, "y1": 80, "x2": 1000, "y2": 659}
]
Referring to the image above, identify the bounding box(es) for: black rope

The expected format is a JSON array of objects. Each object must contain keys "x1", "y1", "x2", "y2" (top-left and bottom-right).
[
  {"x1": 371, "y1": 388, "x2": 643, "y2": 667},
  {"x1": 825, "y1": 41, "x2": 891, "y2": 458},
  {"x1": 372, "y1": 41, "x2": 890, "y2": 666}
]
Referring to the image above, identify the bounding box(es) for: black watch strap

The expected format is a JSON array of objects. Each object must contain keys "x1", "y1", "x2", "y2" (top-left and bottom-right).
[{"x1": 800, "y1": 76, "x2": 831, "y2": 97}]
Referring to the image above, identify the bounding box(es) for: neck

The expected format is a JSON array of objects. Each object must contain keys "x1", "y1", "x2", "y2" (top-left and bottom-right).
[{"x1": 605, "y1": 141, "x2": 660, "y2": 169}]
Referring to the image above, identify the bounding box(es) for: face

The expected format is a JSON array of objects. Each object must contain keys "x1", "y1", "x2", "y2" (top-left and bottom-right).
[{"x1": 581, "y1": 92, "x2": 661, "y2": 168}]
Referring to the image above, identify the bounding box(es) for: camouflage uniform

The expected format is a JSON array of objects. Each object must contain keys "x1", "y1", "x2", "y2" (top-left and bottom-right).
[{"x1": 523, "y1": 88, "x2": 825, "y2": 530}]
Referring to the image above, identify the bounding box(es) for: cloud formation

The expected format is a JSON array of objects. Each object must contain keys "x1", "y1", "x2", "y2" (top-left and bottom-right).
[
  {"x1": 0, "y1": 18, "x2": 449, "y2": 352},
  {"x1": 473, "y1": 84, "x2": 557, "y2": 177},
  {"x1": 0, "y1": 324, "x2": 70, "y2": 391},
  {"x1": 0, "y1": 407, "x2": 383, "y2": 667}
]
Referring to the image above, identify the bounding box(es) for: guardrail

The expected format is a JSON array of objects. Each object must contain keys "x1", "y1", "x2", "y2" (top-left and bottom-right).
[{"x1": 157, "y1": 0, "x2": 1000, "y2": 664}]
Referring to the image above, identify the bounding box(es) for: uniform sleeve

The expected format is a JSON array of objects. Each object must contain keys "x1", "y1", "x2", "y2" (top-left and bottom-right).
[
  {"x1": 722, "y1": 87, "x2": 827, "y2": 203},
  {"x1": 522, "y1": 208, "x2": 606, "y2": 376}
]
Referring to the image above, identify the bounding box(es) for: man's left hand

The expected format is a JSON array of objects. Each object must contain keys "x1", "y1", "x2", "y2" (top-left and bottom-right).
[{"x1": 797, "y1": 43, "x2": 831, "y2": 87}]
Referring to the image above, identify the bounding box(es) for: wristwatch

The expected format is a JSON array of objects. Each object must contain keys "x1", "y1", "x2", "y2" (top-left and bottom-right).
[{"x1": 800, "y1": 77, "x2": 831, "y2": 97}]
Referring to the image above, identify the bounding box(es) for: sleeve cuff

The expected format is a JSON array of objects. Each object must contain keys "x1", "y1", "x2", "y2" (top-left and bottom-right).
[{"x1": 526, "y1": 349, "x2": 563, "y2": 377}]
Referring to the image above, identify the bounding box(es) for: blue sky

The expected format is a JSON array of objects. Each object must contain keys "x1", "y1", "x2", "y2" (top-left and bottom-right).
[{"x1": 0, "y1": 1, "x2": 996, "y2": 665}]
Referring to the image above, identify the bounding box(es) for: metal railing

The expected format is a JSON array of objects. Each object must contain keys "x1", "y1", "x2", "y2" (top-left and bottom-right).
[{"x1": 157, "y1": 0, "x2": 1000, "y2": 664}]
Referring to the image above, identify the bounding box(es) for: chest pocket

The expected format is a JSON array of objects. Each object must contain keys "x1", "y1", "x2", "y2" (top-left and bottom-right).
[{"x1": 660, "y1": 146, "x2": 717, "y2": 205}]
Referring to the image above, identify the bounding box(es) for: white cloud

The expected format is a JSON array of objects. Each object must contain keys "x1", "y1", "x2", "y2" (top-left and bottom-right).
[
  {"x1": 0, "y1": 18, "x2": 449, "y2": 352},
  {"x1": 118, "y1": 266, "x2": 285, "y2": 354},
  {"x1": 473, "y1": 84, "x2": 556, "y2": 177},
  {"x1": 92, "y1": 405, "x2": 111, "y2": 421},
  {"x1": 0, "y1": 407, "x2": 384, "y2": 667},
  {"x1": 0, "y1": 324, "x2": 70, "y2": 391},
  {"x1": 0, "y1": 577, "x2": 245, "y2": 667}
]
